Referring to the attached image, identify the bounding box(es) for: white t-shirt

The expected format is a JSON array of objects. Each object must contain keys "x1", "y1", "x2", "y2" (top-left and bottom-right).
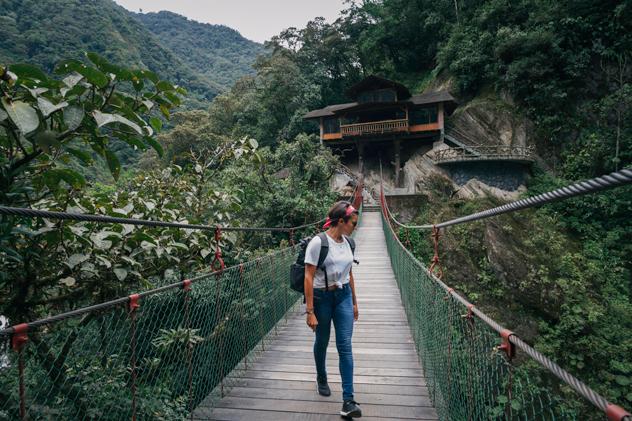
[{"x1": 305, "y1": 233, "x2": 353, "y2": 289}]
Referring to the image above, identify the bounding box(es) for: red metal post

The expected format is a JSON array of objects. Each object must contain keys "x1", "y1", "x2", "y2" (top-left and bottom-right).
[
  {"x1": 499, "y1": 329, "x2": 515, "y2": 359},
  {"x1": 606, "y1": 404, "x2": 632, "y2": 421},
  {"x1": 211, "y1": 226, "x2": 225, "y2": 273},
  {"x1": 213, "y1": 271, "x2": 225, "y2": 397},
  {"x1": 128, "y1": 294, "x2": 140, "y2": 421},
  {"x1": 239, "y1": 264, "x2": 248, "y2": 370},
  {"x1": 182, "y1": 280, "x2": 194, "y2": 418},
  {"x1": 428, "y1": 226, "x2": 443, "y2": 279},
  {"x1": 12, "y1": 323, "x2": 29, "y2": 421}
]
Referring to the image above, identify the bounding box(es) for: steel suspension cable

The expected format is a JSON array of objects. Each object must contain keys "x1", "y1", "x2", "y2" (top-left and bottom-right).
[
  {"x1": 385, "y1": 168, "x2": 632, "y2": 229},
  {"x1": 0, "y1": 205, "x2": 327, "y2": 233},
  {"x1": 0, "y1": 174, "x2": 367, "y2": 233}
]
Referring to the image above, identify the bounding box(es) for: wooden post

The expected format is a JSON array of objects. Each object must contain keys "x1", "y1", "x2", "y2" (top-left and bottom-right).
[
  {"x1": 394, "y1": 140, "x2": 401, "y2": 187},
  {"x1": 357, "y1": 142, "x2": 364, "y2": 175},
  {"x1": 438, "y1": 103, "x2": 445, "y2": 143},
  {"x1": 319, "y1": 117, "x2": 324, "y2": 146}
]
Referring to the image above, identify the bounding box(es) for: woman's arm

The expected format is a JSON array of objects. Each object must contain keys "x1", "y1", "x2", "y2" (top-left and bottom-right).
[
  {"x1": 304, "y1": 264, "x2": 318, "y2": 331},
  {"x1": 349, "y1": 269, "x2": 358, "y2": 321}
]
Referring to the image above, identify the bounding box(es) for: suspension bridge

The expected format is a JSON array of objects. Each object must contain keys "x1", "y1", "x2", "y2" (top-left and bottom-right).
[{"x1": 0, "y1": 169, "x2": 631, "y2": 420}]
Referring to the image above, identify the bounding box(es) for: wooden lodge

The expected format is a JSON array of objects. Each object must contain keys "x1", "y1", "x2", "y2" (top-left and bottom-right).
[{"x1": 304, "y1": 76, "x2": 456, "y2": 185}]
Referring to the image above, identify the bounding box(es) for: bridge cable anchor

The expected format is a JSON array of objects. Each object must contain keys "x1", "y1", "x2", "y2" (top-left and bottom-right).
[
  {"x1": 498, "y1": 329, "x2": 515, "y2": 360},
  {"x1": 211, "y1": 225, "x2": 225, "y2": 274},
  {"x1": 428, "y1": 225, "x2": 443, "y2": 279}
]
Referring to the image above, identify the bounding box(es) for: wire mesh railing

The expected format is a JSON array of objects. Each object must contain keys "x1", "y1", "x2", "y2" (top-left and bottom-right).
[
  {"x1": 379, "y1": 187, "x2": 631, "y2": 420},
  {"x1": 0, "y1": 182, "x2": 365, "y2": 420},
  {"x1": 0, "y1": 245, "x2": 302, "y2": 420},
  {"x1": 381, "y1": 211, "x2": 569, "y2": 420}
]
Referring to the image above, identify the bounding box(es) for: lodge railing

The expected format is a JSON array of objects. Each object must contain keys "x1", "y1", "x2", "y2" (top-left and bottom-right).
[
  {"x1": 341, "y1": 118, "x2": 409, "y2": 136},
  {"x1": 433, "y1": 145, "x2": 536, "y2": 164}
]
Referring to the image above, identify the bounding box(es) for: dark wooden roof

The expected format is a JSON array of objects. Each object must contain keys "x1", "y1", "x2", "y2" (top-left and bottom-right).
[
  {"x1": 410, "y1": 91, "x2": 455, "y2": 105},
  {"x1": 304, "y1": 102, "x2": 357, "y2": 119},
  {"x1": 304, "y1": 90, "x2": 457, "y2": 120},
  {"x1": 345, "y1": 75, "x2": 411, "y2": 100}
]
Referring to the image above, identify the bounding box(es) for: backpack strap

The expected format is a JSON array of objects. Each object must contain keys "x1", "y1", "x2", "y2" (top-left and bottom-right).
[
  {"x1": 316, "y1": 232, "x2": 329, "y2": 289},
  {"x1": 344, "y1": 235, "x2": 359, "y2": 265},
  {"x1": 344, "y1": 236, "x2": 356, "y2": 254}
]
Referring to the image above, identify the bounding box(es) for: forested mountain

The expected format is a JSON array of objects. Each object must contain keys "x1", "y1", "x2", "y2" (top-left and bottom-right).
[
  {"x1": 0, "y1": 0, "x2": 262, "y2": 106},
  {"x1": 135, "y1": 11, "x2": 263, "y2": 90}
]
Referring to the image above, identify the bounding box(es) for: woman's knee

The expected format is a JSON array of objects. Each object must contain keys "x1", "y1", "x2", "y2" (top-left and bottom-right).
[{"x1": 336, "y1": 336, "x2": 353, "y2": 354}]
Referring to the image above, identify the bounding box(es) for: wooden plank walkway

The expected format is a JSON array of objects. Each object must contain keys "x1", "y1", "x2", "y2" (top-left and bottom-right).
[{"x1": 193, "y1": 209, "x2": 438, "y2": 420}]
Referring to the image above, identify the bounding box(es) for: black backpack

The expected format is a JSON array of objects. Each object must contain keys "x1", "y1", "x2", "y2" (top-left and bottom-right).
[{"x1": 290, "y1": 232, "x2": 356, "y2": 293}]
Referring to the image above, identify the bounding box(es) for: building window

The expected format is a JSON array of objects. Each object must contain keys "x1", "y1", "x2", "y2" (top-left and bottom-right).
[
  {"x1": 358, "y1": 89, "x2": 397, "y2": 103},
  {"x1": 323, "y1": 117, "x2": 340, "y2": 134},
  {"x1": 409, "y1": 106, "x2": 438, "y2": 125}
]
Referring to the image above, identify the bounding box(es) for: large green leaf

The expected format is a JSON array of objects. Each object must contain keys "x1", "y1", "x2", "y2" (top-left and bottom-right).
[
  {"x1": 86, "y1": 52, "x2": 133, "y2": 81},
  {"x1": 139, "y1": 69, "x2": 159, "y2": 84},
  {"x1": 164, "y1": 91, "x2": 181, "y2": 106},
  {"x1": 145, "y1": 136, "x2": 164, "y2": 158},
  {"x1": 62, "y1": 73, "x2": 83, "y2": 89},
  {"x1": 54, "y1": 59, "x2": 84, "y2": 75},
  {"x1": 149, "y1": 117, "x2": 162, "y2": 133},
  {"x1": 65, "y1": 147, "x2": 93, "y2": 165},
  {"x1": 113, "y1": 267, "x2": 128, "y2": 281},
  {"x1": 92, "y1": 110, "x2": 142, "y2": 134},
  {"x1": 119, "y1": 134, "x2": 147, "y2": 151},
  {"x1": 65, "y1": 253, "x2": 89, "y2": 269},
  {"x1": 105, "y1": 149, "x2": 121, "y2": 180},
  {"x1": 45, "y1": 168, "x2": 86, "y2": 190},
  {"x1": 156, "y1": 80, "x2": 175, "y2": 92},
  {"x1": 0, "y1": 108, "x2": 8, "y2": 122},
  {"x1": 77, "y1": 66, "x2": 109, "y2": 88},
  {"x1": 1, "y1": 98, "x2": 40, "y2": 134},
  {"x1": 9, "y1": 63, "x2": 49, "y2": 82},
  {"x1": 37, "y1": 97, "x2": 69, "y2": 117},
  {"x1": 63, "y1": 106, "x2": 84, "y2": 131},
  {"x1": 24, "y1": 87, "x2": 49, "y2": 98}
]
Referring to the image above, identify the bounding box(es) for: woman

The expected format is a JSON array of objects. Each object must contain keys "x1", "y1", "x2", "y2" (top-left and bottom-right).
[{"x1": 304, "y1": 201, "x2": 361, "y2": 418}]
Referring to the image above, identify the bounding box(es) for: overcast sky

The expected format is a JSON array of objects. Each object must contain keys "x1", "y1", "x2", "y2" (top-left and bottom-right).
[{"x1": 113, "y1": 0, "x2": 349, "y2": 43}]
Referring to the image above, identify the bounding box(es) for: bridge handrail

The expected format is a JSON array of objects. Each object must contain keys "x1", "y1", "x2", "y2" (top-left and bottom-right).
[
  {"x1": 385, "y1": 168, "x2": 632, "y2": 230},
  {"x1": 379, "y1": 184, "x2": 631, "y2": 420},
  {"x1": 0, "y1": 205, "x2": 325, "y2": 233},
  {"x1": 0, "y1": 186, "x2": 364, "y2": 337},
  {"x1": 433, "y1": 144, "x2": 536, "y2": 163}
]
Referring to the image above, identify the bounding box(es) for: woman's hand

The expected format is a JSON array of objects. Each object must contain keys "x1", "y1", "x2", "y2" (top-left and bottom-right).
[
  {"x1": 353, "y1": 303, "x2": 359, "y2": 321},
  {"x1": 307, "y1": 312, "x2": 318, "y2": 332}
]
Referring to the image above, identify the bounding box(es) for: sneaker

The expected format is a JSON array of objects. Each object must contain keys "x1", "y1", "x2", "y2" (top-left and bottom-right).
[
  {"x1": 340, "y1": 399, "x2": 362, "y2": 418},
  {"x1": 317, "y1": 375, "x2": 331, "y2": 397}
]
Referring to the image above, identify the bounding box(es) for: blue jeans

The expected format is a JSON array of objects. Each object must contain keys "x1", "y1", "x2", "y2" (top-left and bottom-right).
[{"x1": 313, "y1": 283, "x2": 354, "y2": 401}]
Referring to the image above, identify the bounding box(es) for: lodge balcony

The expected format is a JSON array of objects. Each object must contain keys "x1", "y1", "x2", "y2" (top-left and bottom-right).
[{"x1": 322, "y1": 118, "x2": 441, "y2": 141}]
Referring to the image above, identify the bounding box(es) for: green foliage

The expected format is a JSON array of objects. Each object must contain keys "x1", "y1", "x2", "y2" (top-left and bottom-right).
[
  {"x1": 135, "y1": 11, "x2": 263, "y2": 91},
  {"x1": 219, "y1": 133, "x2": 339, "y2": 254},
  {"x1": 153, "y1": 328, "x2": 204, "y2": 350},
  {"x1": 0, "y1": 54, "x2": 182, "y2": 205}
]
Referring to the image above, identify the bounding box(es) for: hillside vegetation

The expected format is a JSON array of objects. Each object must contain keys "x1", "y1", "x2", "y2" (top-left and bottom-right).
[
  {"x1": 135, "y1": 11, "x2": 263, "y2": 91},
  {"x1": 0, "y1": 0, "x2": 263, "y2": 106}
]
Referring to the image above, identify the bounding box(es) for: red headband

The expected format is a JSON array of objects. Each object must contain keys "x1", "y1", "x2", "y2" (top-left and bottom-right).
[{"x1": 322, "y1": 205, "x2": 356, "y2": 229}]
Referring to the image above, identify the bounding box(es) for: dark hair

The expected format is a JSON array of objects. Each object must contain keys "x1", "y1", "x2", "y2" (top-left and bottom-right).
[{"x1": 327, "y1": 201, "x2": 358, "y2": 226}]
